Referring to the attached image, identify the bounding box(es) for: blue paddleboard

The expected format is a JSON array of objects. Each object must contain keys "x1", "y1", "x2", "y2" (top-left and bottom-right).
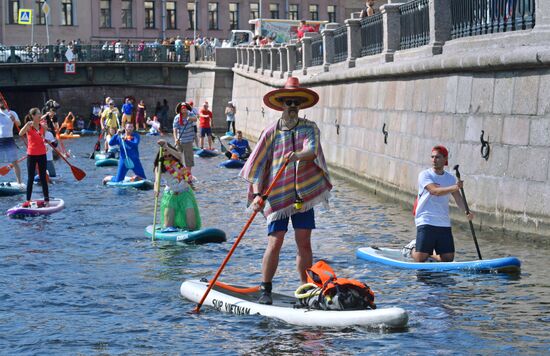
[
  {"x1": 356, "y1": 246, "x2": 521, "y2": 273},
  {"x1": 219, "y1": 159, "x2": 245, "y2": 169}
]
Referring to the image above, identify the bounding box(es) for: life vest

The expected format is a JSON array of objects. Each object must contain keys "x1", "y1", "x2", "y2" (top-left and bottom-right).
[{"x1": 297, "y1": 260, "x2": 376, "y2": 310}]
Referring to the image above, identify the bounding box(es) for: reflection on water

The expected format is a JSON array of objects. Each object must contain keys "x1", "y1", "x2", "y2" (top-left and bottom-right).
[{"x1": 0, "y1": 135, "x2": 548, "y2": 354}]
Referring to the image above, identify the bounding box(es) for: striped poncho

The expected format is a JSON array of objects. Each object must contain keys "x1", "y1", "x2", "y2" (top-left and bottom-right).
[{"x1": 239, "y1": 118, "x2": 332, "y2": 223}]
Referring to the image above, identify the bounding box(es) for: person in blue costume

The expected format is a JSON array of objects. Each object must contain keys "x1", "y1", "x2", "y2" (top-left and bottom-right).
[
  {"x1": 224, "y1": 130, "x2": 251, "y2": 160},
  {"x1": 109, "y1": 122, "x2": 146, "y2": 182}
]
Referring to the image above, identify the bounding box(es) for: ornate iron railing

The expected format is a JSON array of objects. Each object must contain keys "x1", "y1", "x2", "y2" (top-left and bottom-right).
[
  {"x1": 360, "y1": 12, "x2": 384, "y2": 57},
  {"x1": 450, "y1": 0, "x2": 536, "y2": 39},
  {"x1": 333, "y1": 26, "x2": 348, "y2": 63},
  {"x1": 0, "y1": 44, "x2": 191, "y2": 63},
  {"x1": 311, "y1": 37, "x2": 323, "y2": 66},
  {"x1": 400, "y1": 0, "x2": 430, "y2": 50}
]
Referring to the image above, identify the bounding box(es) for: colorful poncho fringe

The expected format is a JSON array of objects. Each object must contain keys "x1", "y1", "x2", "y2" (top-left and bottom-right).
[{"x1": 239, "y1": 118, "x2": 332, "y2": 223}]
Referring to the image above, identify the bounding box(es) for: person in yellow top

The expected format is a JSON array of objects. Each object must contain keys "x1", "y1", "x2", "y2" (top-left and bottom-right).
[{"x1": 101, "y1": 99, "x2": 120, "y2": 152}]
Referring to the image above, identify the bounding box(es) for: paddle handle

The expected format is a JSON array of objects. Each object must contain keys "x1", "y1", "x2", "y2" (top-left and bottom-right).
[
  {"x1": 151, "y1": 147, "x2": 163, "y2": 242},
  {"x1": 454, "y1": 165, "x2": 482, "y2": 260},
  {"x1": 194, "y1": 158, "x2": 290, "y2": 313}
]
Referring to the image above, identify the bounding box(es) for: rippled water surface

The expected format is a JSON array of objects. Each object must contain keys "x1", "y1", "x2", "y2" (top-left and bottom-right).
[{"x1": 1, "y1": 135, "x2": 549, "y2": 355}]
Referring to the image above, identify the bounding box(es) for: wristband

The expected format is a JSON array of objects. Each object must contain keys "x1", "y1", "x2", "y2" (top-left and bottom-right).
[{"x1": 253, "y1": 193, "x2": 268, "y2": 200}]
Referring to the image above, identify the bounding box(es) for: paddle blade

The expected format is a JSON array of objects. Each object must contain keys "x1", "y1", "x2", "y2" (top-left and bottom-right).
[
  {"x1": 0, "y1": 165, "x2": 12, "y2": 176},
  {"x1": 124, "y1": 158, "x2": 134, "y2": 170},
  {"x1": 71, "y1": 166, "x2": 86, "y2": 181},
  {"x1": 89, "y1": 151, "x2": 96, "y2": 159}
]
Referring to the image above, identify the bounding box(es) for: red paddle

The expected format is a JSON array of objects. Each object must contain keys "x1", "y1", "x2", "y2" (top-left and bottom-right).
[
  {"x1": 0, "y1": 156, "x2": 27, "y2": 176},
  {"x1": 46, "y1": 141, "x2": 86, "y2": 181},
  {"x1": 193, "y1": 158, "x2": 290, "y2": 313}
]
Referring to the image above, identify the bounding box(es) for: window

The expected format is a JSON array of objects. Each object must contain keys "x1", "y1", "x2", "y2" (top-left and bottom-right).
[
  {"x1": 187, "y1": 2, "x2": 196, "y2": 30},
  {"x1": 309, "y1": 4, "x2": 318, "y2": 21},
  {"x1": 229, "y1": 3, "x2": 239, "y2": 30},
  {"x1": 8, "y1": 0, "x2": 19, "y2": 24},
  {"x1": 145, "y1": 1, "x2": 155, "y2": 28},
  {"x1": 327, "y1": 5, "x2": 336, "y2": 23},
  {"x1": 121, "y1": 0, "x2": 132, "y2": 28},
  {"x1": 208, "y1": 2, "x2": 218, "y2": 30},
  {"x1": 250, "y1": 3, "x2": 259, "y2": 20},
  {"x1": 100, "y1": 0, "x2": 111, "y2": 27},
  {"x1": 269, "y1": 3, "x2": 279, "y2": 19},
  {"x1": 288, "y1": 4, "x2": 298, "y2": 20},
  {"x1": 166, "y1": 1, "x2": 177, "y2": 29},
  {"x1": 61, "y1": 0, "x2": 73, "y2": 26},
  {"x1": 35, "y1": 0, "x2": 46, "y2": 25}
]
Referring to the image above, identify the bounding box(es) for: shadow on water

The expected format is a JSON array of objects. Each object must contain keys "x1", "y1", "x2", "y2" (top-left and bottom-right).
[{"x1": 0, "y1": 135, "x2": 549, "y2": 354}]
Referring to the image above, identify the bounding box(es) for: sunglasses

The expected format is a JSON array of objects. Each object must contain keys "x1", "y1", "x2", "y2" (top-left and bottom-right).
[{"x1": 284, "y1": 100, "x2": 301, "y2": 107}]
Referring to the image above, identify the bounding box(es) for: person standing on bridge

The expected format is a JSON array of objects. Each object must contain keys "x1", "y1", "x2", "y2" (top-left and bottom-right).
[{"x1": 240, "y1": 77, "x2": 332, "y2": 305}]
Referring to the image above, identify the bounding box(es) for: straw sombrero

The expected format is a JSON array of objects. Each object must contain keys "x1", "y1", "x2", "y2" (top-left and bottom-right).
[
  {"x1": 175, "y1": 102, "x2": 192, "y2": 114},
  {"x1": 263, "y1": 77, "x2": 319, "y2": 111}
]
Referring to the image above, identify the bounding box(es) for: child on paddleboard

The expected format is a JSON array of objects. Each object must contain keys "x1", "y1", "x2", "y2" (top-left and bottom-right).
[
  {"x1": 19, "y1": 108, "x2": 50, "y2": 206},
  {"x1": 154, "y1": 140, "x2": 201, "y2": 233}
]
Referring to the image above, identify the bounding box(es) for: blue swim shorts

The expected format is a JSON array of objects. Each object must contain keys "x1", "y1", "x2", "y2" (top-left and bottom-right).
[
  {"x1": 268, "y1": 208, "x2": 315, "y2": 236},
  {"x1": 416, "y1": 224, "x2": 455, "y2": 255},
  {"x1": 200, "y1": 127, "x2": 212, "y2": 137}
]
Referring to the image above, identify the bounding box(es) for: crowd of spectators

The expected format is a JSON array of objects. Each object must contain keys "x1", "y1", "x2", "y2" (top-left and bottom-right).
[{"x1": 14, "y1": 35, "x2": 222, "y2": 63}]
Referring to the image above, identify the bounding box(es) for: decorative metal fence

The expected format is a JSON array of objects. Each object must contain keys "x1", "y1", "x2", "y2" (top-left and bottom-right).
[
  {"x1": 0, "y1": 44, "x2": 190, "y2": 63},
  {"x1": 400, "y1": 0, "x2": 430, "y2": 50},
  {"x1": 333, "y1": 26, "x2": 348, "y2": 63},
  {"x1": 450, "y1": 0, "x2": 536, "y2": 39},
  {"x1": 311, "y1": 37, "x2": 324, "y2": 66},
  {"x1": 360, "y1": 13, "x2": 384, "y2": 57}
]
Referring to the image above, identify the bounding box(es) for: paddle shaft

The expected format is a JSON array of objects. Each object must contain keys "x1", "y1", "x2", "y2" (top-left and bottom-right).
[
  {"x1": 454, "y1": 166, "x2": 482, "y2": 260},
  {"x1": 194, "y1": 158, "x2": 290, "y2": 313},
  {"x1": 46, "y1": 141, "x2": 86, "y2": 181},
  {"x1": 151, "y1": 147, "x2": 163, "y2": 242}
]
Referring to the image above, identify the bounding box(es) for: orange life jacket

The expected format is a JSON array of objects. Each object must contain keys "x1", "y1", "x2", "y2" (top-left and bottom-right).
[{"x1": 305, "y1": 260, "x2": 376, "y2": 310}]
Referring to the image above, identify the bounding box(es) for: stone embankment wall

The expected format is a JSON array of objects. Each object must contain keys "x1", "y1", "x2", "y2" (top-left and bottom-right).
[{"x1": 225, "y1": 1, "x2": 550, "y2": 238}]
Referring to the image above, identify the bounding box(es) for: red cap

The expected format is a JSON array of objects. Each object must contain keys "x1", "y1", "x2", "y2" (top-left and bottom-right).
[{"x1": 432, "y1": 145, "x2": 449, "y2": 165}]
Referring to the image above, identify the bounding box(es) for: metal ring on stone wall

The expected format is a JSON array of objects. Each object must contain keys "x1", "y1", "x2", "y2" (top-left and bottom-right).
[
  {"x1": 382, "y1": 123, "x2": 388, "y2": 144},
  {"x1": 480, "y1": 130, "x2": 490, "y2": 161}
]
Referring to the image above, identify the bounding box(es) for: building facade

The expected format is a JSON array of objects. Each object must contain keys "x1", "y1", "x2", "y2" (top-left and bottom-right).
[{"x1": 0, "y1": 0, "x2": 373, "y2": 45}]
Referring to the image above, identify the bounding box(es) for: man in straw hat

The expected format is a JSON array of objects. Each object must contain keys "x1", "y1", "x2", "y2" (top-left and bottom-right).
[
  {"x1": 240, "y1": 77, "x2": 332, "y2": 305},
  {"x1": 172, "y1": 102, "x2": 196, "y2": 174}
]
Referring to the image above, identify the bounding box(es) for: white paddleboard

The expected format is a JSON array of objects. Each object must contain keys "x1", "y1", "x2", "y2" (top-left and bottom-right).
[{"x1": 180, "y1": 279, "x2": 408, "y2": 328}]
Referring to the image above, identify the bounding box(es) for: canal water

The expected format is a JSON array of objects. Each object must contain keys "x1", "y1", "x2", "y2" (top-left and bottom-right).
[{"x1": 0, "y1": 134, "x2": 548, "y2": 355}]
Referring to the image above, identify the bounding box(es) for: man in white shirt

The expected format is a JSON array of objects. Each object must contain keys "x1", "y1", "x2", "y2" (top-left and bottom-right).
[{"x1": 411, "y1": 146, "x2": 473, "y2": 262}]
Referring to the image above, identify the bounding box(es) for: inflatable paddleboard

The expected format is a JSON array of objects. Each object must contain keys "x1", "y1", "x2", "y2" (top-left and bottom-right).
[
  {"x1": 59, "y1": 133, "x2": 81, "y2": 139},
  {"x1": 33, "y1": 175, "x2": 61, "y2": 184},
  {"x1": 79, "y1": 129, "x2": 99, "y2": 136},
  {"x1": 95, "y1": 158, "x2": 118, "y2": 167},
  {"x1": 180, "y1": 279, "x2": 409, "y2": 328},
  {"x1": 7, "y1": 198, "x2": 65, "y2": 217},
  {"x1": 196, "y1": 148, "x2": 219, "y2": 157},
  {"x1": 219, "y1": 159, "x2": 245, "y2": 169},
  {"x1": 94, "y1": 152, "x2": 118, "y2": 167},
  {"x1": 356, "y1": 246, "x2": 521, "y2": 273},
  {"x1": 0, "y1": 182, "x2": 25, "y2": 196},
  {"x1": 145, "y1": 225, "x2": 226, "y2": 244},
  {"x1": 103, "y1": 176, "x2": 153, "y2": 190}
]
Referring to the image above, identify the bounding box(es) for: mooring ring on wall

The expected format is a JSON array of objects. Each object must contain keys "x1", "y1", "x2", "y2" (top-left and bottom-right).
[
  {"x1": 480, "y1": 130, "x2": 490, "y2": 161},
  {"x1": 261, "y1": 107, "x2": 265, "y2": 117},
  {"x1": 382, "y1": 123, "x2": 388, "y2": 144},
  {"x1": 334, "y1": 119, "x2": 340, "y2": 135}
]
